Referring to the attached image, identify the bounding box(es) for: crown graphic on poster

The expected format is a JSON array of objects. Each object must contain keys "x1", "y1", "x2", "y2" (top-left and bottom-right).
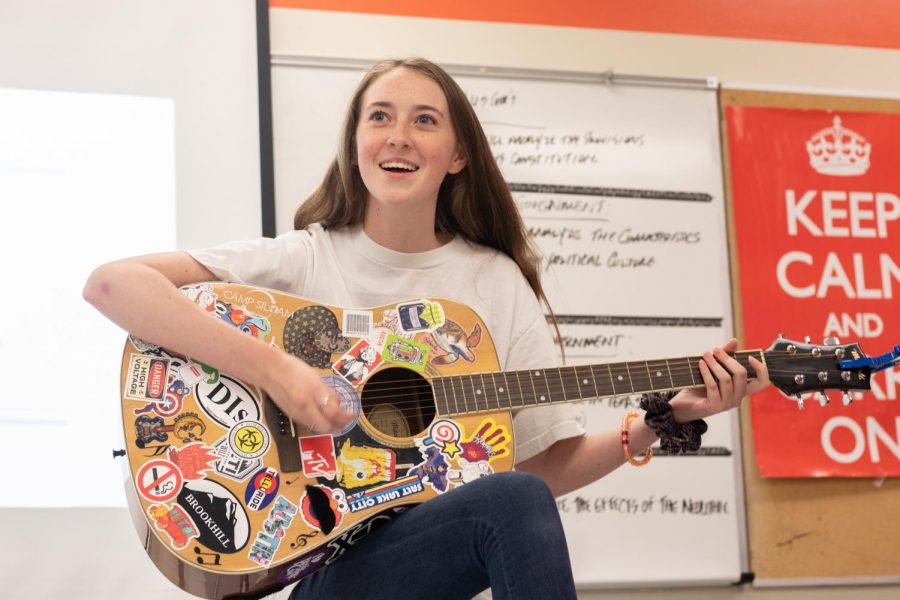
[{"x1": 805, "y1": 116, "x2": 871, "y2": 176}]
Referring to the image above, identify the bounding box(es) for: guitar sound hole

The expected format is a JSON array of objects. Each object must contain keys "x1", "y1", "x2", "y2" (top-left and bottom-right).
[{"x1": 359, "y1": 368, "x2": 435, "y2": 439}]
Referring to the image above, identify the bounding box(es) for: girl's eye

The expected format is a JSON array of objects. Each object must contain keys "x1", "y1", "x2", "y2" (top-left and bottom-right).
[
  {"x1": 416, "y1": 114, "x2": 436, "y2": 125},
  {"x1": 370, "y1": 111, "x2": 388, "y2": 122}
]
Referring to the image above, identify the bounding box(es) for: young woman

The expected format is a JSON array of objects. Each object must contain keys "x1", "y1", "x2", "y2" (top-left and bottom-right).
[{"x1": 84, "y1": 58, "x2": 769, "y2": 600}]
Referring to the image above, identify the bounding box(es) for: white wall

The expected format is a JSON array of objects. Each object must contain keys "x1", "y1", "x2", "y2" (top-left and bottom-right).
[
  {"x1": 0, "y1": 1, "x2": 264, "y2": 596},
  {"x1": 0, "y1": 0, "x2": 263, "y2": 249}
]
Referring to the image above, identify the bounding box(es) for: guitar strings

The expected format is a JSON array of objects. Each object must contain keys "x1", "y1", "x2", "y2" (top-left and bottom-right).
[
  {"x1": 208, "y1": 345, "x2": 857, "y2": 423},
  {"x1": 324, "y1": 350, "x2": 856, "y2": 400},
  {"x1": 307, "y1": 354, "x2": 852, "y2": 419}
]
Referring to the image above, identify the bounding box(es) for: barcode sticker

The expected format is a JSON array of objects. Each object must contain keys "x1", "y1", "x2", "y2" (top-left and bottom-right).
[{"x1": 342, "y1": 310, "x2": 373, "y2": 338}]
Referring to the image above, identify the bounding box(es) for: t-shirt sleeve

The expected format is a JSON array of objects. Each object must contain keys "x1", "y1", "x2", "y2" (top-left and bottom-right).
[
  {"x1": 185, "y1": 230, "x2": 314, "y2": 294},
  {"x1": 506, "y1": 295, "x2": 586, "y2": 464}
]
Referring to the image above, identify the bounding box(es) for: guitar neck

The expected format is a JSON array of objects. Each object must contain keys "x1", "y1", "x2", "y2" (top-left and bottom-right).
[{"x1": 431, "y1": 350, "x2": 763, "y2": 416}]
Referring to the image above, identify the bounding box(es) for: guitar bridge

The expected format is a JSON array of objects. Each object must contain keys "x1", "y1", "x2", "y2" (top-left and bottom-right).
[{"x1": 263, "y1": 394, "x2": 302, "y2": 473}]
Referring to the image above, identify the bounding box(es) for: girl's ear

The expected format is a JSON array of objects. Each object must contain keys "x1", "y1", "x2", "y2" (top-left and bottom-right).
[{"x1": 448, "y1": 147, "x2": 467, "y2": 175}]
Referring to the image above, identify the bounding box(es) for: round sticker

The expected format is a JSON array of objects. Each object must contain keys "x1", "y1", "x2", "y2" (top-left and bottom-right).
[
  {"x1": 228, "y1": 420, "x2": 271, "y2": 459},
  {"x1": 321, "y1": 375, "x2": 361, "y2": 436},
  {"x1": 244, "y1": 466, "x2": 280, "y2": 511},
  {"x1": 136, "y1": 459, "x2": 183, "y2": 503}
]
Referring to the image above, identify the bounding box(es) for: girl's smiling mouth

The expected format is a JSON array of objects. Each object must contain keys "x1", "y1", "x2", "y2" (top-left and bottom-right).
[{"x1": 379, "y1": 160, "x2": 419, "y2": 173}]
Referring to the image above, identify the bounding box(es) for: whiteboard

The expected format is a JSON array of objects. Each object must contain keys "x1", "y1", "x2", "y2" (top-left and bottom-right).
[{"x1": 270, "y1": 57, "x2": 743, "y2": 587}]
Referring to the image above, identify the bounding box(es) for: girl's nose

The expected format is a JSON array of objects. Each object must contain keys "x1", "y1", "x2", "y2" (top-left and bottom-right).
[{"x1": 387, "y1": 123, "x2": 412, "y2": 148}]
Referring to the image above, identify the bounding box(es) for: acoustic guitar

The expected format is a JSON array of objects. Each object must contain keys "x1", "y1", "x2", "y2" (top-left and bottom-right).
[{"x1": 118, "y1": 281, "x2": 895, "y2": 599}]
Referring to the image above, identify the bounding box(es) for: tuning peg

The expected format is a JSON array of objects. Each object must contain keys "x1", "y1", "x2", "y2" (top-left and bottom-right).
[
  {"x1": 795, "y1": 394, "x2": 805, "y2": 410},
  {"x1": 818, "y1": 392, "x2": 830, "y2": 407},
  {"x1": 842, "y1": 391, "x2": 853, "y2": 406},
  {"x1": 824, "y1": 336, "x2": 841, "y2": 346}
]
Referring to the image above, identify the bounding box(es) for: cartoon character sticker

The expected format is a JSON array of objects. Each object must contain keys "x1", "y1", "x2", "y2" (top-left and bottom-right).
[
  {"x1": 448, "y1": 457, "x2": 494, "y2": 485},
  {"x1": 133, "y1": 372, "x2": 189, "y2": 418},
  {"x1": 396, "y1": 299, "x2": 445, "y2": 332},
  {"x1": 411, "y1": 418, "x2": 499, "y2": 492},
  {"x1": 212, "y1": 300, "x2": 271, "y2": 340},
  {"x1": 333, "y1": 339, "x2": 382, "y2": 387},
  {"x1": 335, "y1": 439, "x2": 396, "y2": 489},
  {"x1": 283, "y1": 305, "x2": 351, "y2": 369},
  {"x1": 300, "y1": 485, "x2": 346, "y2": 534},
  {"x1": 421, "y1": 320, "x2": 483, "y2": 366},
  {"x1": 381, "y1": 334, "x2": 430, "y2": 373},
  {"x1": 408, "y1": 447, "x2": 450, "y2": 492},
  {"x1": 147, "y1": 503, "x2": 199, "y2": 549}
]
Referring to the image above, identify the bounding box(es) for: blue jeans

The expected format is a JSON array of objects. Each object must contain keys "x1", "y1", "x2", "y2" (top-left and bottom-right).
[{"x1": 288, "y1": 471, "x2": 577, "y2": 600}]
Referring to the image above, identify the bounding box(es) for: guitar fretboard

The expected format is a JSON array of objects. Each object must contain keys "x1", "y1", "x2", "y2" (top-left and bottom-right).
[{"x1": 432, "y1": 350, "x2": 762, "y2": 416}]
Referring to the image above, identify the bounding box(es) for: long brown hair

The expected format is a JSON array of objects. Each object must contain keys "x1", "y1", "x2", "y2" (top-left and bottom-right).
[{"x1": 294, "y1": 58, "x2": 563, "y2": 355}]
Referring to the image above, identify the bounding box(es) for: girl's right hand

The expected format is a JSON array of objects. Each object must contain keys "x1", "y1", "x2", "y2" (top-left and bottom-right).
[{"x1": 262, "y1": 350, "x2": 356, "y2": 435}]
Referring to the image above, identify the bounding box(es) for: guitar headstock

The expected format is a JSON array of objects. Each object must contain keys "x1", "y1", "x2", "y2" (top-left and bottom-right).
[{"x1": 763, "y1": 335, "x2": 872, "y2": 409}]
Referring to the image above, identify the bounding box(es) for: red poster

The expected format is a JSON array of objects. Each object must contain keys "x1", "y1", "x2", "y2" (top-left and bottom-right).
[{"x1": 726, "y1": 105, "x2": 900, "y2": 477}]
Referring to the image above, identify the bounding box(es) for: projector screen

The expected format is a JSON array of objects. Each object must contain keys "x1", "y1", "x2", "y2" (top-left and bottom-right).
[{"x1": 0, "y1": 88, "x2": 177, "y2": 507}]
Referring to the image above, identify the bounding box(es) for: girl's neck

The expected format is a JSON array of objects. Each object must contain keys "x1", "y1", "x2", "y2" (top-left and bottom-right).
[{"x1": 363, "y1": 201, "x2": 448, "y2": 253}]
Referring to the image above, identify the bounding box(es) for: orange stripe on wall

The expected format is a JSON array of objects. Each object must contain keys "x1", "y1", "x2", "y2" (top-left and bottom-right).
[{"x1": 270, "y1": 0, "x2": 900, "y2": 50}]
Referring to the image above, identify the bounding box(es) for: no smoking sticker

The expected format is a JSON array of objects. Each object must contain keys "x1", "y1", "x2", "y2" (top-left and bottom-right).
[{"x1": 136, "y1": 459, "x2": 183, "y2": 503}]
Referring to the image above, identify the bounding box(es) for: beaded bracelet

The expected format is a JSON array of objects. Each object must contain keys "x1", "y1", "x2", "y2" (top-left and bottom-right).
[{"x1": 621, "y1": 411, "x2": 653, "y2": 467}]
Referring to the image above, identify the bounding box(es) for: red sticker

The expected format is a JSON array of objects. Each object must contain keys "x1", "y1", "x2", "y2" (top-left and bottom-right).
[
  {"x1": 136, "y1": 459, "x2": 183, "y2": 503},
  {"x1": 299, "y1": 434, "x2": 337, "y2": 479}
]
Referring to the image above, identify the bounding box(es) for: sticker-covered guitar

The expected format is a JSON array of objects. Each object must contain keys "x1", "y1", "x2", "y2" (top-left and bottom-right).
[{"x1": 118, "y1": 282, "x2": 899, "y2": 599}]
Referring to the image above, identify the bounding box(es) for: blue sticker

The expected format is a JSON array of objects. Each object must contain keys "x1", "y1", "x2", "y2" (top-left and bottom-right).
[
  {"x1": 321, "y1": 375, "x2": 361, "y2": 436},
  {"x1": 244, "y1": 466, "x2": 280, "y2": 511}
]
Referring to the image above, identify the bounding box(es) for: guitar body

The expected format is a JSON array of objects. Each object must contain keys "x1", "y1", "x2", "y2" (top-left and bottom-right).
[
  {"x1": 120, "y1": 282, "x2": 513, "y2": 599},
  {"x1": 121, "y1": 283, "x2": 888, "y2": 598}
]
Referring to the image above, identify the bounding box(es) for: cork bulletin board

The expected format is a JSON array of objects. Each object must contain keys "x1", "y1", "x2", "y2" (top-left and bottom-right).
[{"x1": 720, "y1": 87, "x2": 900, "y2": 582}]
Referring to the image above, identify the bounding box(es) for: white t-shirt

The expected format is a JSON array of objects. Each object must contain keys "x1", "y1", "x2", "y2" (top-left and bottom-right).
[{"x1": 187, "y1": 223, "x2": 584, "y2": 462}]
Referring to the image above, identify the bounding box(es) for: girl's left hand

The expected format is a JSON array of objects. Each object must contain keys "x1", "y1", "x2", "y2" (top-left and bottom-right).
[{"x1": 669, "y1": 338, "x2": 770, "y2": 423}]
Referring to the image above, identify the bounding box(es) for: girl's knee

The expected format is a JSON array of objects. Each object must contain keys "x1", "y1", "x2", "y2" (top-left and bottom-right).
[
  {"x1": 480, "y1": 471, "x2": 557, "y2": 511},
  {"x1": 498, "y1": 470, "x2": 552, "y2": 496}
]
